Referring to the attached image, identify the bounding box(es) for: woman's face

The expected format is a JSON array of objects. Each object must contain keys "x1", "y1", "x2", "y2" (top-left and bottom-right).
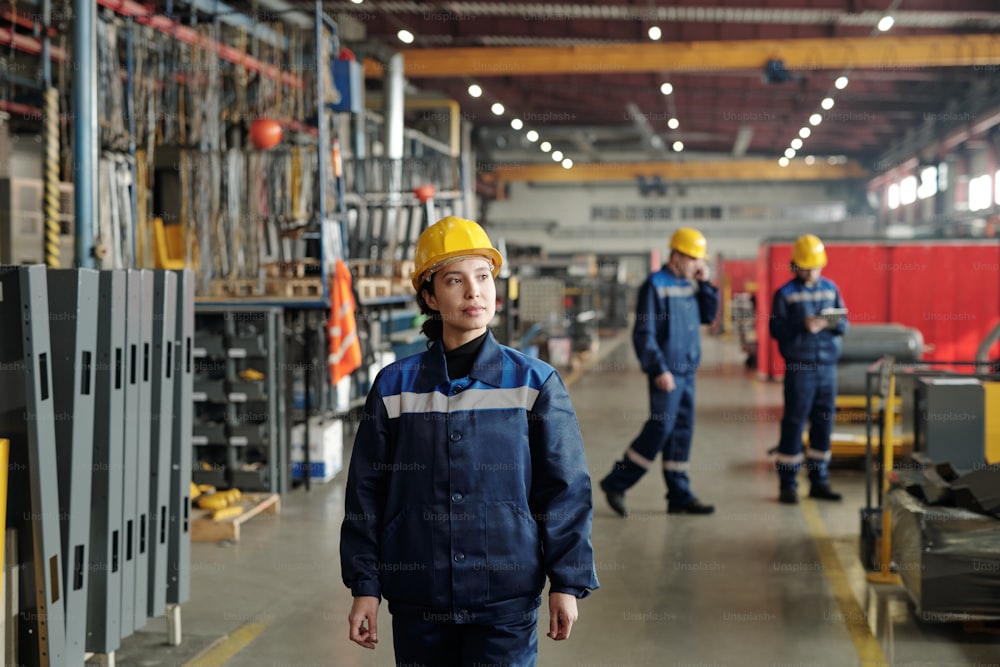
[{"x1": 424, "y1": 256, "x2": 497, "y2": 348}]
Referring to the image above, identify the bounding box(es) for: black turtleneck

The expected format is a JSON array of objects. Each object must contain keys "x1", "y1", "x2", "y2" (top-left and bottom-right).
[{"x1": 445, "y1": 331, "x2": 488, "y2": 380}]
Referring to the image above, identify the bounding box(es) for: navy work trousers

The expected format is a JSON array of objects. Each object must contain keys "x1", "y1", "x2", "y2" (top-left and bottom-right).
[
  {"x1": 602, "y1": 372, "x2": 697, "y2": 507},
  {"x1": 391, "y1": 608, "x2": 539, "y2": 667},
  {"x1": 776, "y1": 363, "x2": 836, "y2": 491}
]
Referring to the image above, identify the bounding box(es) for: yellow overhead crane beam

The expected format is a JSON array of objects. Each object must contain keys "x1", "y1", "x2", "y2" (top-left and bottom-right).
[
  {"x1": 363, "y1": 34, "x2": 1000, "y2": 78},
  {"x1": 484, "y1": 159, "x2": 868, "y2": 192}
]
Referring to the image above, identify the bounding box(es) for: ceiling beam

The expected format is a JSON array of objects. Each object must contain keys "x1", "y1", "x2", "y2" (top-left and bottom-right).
[
  {"x1": 363, "y1": 34, "x2": 1000, "y2": 78},
  {"x1": 485, "y1": 160, "x2": 869, "y2": 188}
]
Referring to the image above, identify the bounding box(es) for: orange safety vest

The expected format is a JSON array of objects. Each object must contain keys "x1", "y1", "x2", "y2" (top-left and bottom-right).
[{"x1": 329, "y1": 259, "x2": 362, "y2": 385}]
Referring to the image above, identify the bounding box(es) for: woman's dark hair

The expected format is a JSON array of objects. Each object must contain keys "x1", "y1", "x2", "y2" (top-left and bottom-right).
[{"x1": 416, "y1": 280, "x2": 444, "y2": 342}]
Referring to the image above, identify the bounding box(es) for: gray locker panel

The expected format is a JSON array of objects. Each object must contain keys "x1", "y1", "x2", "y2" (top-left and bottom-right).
[
  {"x1": 46, "y1": 268, "x2": 99, "y2": 664},
  {"x1": 86, "y1": 269, "x2": 127, "y2": 654},
  {"x1": 147, "y1": 271, "x2": 177, "y2": 617},
  {"x1": 167, "y1": 270, "x2": 194, "y2": 604},
  {"x1": 132, "y1": 271, "x2": 154, "y2": 630},
  {"x1": 118, "y1": 270, "x2": 141, "y2": 639},
  {"x1": 0, "y1": 265, "x2": 68, "y2": 665}
]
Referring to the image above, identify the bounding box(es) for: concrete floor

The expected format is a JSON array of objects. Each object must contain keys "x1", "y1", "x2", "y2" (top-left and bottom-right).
[{"x1": 126, "y1": 332, "x2": 1000, "y2": 667}]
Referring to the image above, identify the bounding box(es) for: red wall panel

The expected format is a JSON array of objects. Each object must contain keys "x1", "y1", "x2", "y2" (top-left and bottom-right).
[
  {"x1": 755, "y1": 239, "x2": 1000, "y2": 379},
  {"x1": 718, "y1": 258, "x2": 758, "y2": 293}
]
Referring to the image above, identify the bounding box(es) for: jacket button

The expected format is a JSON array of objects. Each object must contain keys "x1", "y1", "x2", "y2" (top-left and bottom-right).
[
  {"x1": 454, "y1": 552, "x2": 465, "y2": 562},
  {"x1": 451, "y1": 492, "x2": 463, "y2": 502},
  {"x1": 450, "y1": 431, "x2": 462, "y2": 442}
]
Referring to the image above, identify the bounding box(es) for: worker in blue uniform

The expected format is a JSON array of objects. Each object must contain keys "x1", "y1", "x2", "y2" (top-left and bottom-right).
[
  {"x1": 599, "y1": 227, "x2": 719, "y2": 517},
  {"x1": 770, "y1": 234, "x2": 847, "y2": 504},
  {"x1": 340, "y1": 216, "x2": 599, "y2": 667}
]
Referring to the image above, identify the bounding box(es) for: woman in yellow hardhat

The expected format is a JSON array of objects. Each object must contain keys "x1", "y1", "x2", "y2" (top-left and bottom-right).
[
  {"x1": 770, "y1": 233, "x2": 848, "y2": 504},
  {"x1": 341, "y1": 216, "x2": 599, "y2": 666}
]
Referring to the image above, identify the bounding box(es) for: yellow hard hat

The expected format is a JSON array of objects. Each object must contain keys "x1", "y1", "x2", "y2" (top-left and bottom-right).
[
  {"x1": 670, "y1": 227, "x2": 707, "y2": 259},
  {"x1": 791, "y1": 234, "x2": 827, "y2": 269},
  {"x1": 411, "y1": 216, "x2": 503, "y2": 291}
]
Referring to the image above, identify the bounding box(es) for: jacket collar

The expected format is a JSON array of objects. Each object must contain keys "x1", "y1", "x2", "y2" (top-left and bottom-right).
[{"x1": 419, "y1": 329, "x2": 504, "y2": 390}]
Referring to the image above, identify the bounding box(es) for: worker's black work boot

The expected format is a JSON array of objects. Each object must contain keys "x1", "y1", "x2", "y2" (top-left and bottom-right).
[
  {"x1": 808, "y1": 484, "x2": 842, "y2": 502},
  {"x1": 600, "y1": 479, "x2": 628, "y2": 517},
  {"x1": 667, "y1": 499, "x2": 715, "y2": 515},
  {"x1": 778, "y1": 488, "x2": 799, "y2": 504}
]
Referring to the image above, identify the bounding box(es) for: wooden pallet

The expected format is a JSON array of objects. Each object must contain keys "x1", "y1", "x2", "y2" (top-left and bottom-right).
[
  {"x1": 265, "y1": 278, "x2": 323, "y2": 298},
  {"x1": 356, "y1": 277, "x2": 392, "y2": 301},
  {"x1": 209, "y1": 279, "x2": 262, "y2": 298},
  {"x1": 262, "y1": 259, "x2": 321, "y2": 279},
  {"x1": 191, "y1": 492, "x2": 281, "y2": 543}
]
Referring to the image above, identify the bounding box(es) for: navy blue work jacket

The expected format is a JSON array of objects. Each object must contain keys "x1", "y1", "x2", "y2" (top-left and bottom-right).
[
  {"x1": 769, "y1": 276, "x2": 848, "y2": 366},
  {"x1": 633, "y1": 266, "x2": 719, "y2": 377},
  {"x1": 340, "y1": 330, "x2": 599, "y2": 624}
]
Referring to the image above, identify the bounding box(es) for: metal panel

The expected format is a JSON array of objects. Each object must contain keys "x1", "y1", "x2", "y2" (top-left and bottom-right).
[
  {"x1": 147, "y1": 271, "x2": 177, "y2": 616},
  {"x1": 0, "y1": 264, "x2": 68, "y2": 665},
  {"x1": 167, "y1": 270, "x2": 194, "y2": 604},
  {"x1": 132, "y1": 271, "x2": 154, "y2": 630},
  {"x1": 45, "y1": 268, "x2": 99, "y2": 664},
  {"x1": 118, "y1": 270, "x2": 141, "y2": 638},
  {"x1": 86, "y1": 269, "x2": 126, "y2": 654}
]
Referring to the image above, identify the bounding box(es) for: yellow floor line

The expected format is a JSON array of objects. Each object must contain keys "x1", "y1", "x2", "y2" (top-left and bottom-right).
[
  {"x1": 185, "y1": 622, "x2": 267, "y2": 667},
  {"x1": 800, "y1": 500, "x2": 889, "y2": 667}
]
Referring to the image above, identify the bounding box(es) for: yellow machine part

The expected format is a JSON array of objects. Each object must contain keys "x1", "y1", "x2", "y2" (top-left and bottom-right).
[
  {"x1": 212, "y1": 505, "x2": 244, "y2": 521},
  {"x1": 985, "y1": 382, "x2": 1000, "y2": 464},
  {"x1": 803, "y1": 431, "x2": 913, "y2": 459}
]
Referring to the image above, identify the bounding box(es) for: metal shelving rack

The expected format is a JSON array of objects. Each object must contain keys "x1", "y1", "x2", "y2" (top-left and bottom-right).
[{"x1": 192, "y1": 305, "x2": 289, "y2": 494}]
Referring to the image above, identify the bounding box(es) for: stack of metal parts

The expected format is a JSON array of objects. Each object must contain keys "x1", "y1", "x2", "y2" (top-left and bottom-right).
[
  {"x1": 0, "y1": 266, "x2": 194, "y2": 664},
  {"x1": 837, "y1": 323, "x2": 925, "y2": 396}
]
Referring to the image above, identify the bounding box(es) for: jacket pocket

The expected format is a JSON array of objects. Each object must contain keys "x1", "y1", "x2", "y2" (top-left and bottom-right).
[
  {"x1": 485, "y1": 501, "x2": 544, "y2": 604},
  {"x1": 379, "y1": 508, "x2": 433, "y2": 604}
]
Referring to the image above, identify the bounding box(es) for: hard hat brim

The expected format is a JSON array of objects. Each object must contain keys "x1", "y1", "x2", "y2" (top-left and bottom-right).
[{"x1": 411, "y1": 249, "x2": 503, "y2": 292}]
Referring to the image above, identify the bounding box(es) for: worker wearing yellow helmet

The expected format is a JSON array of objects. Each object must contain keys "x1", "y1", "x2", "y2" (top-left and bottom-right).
[
  {"x1": 598, "y1": 227, "x2": 719, "y2": 518},
  {"x1": 769, "y1": 233, "x2": 848, "y2": 505},
  {"x1": 342, "y1": 216, "x2": 599, "y2": 665}
]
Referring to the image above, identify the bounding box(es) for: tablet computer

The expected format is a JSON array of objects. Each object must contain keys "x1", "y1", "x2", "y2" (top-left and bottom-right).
[{"x1": 819, "y1": 307, "x2": 848, "y2": 326}]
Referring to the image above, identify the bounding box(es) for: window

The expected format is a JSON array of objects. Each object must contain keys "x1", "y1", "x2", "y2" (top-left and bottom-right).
[
  {"x1": 969, "y1": 173, "x2": 992, "y2": 212},
  {"x1": 900, "y1": 175, "x2": 917, "y2": 206},
  {"x1": 887, "y1": 183, "x2": 900, "y2": 210},
  {"x1": 918, "y1": 166, "x2": 937, "y2": 200}
]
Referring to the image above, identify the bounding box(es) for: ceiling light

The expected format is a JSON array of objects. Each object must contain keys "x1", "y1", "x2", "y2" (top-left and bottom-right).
[
  {"x1": 778, "y1": 157, "x2": 790, "y2": 167},
  {"x1": 834, "y1": 76, "x2": 848, "y2": 90},
  {"x1": 526, "y1": 130, "x2": 539, "y2": 142},
  {"x1": 667, "y1": 118, "x2": 679, "y2": 130},
  {"x1": 468, "y1": 84, "x2": 482, "y2": 98},
  {"x1": 827, "y1": 156, "x2": 838, "y2": 165},
  {"x1": 791, "y1": 138, "x2": 803, "y2": 150},
  {"x1": 784, "y1": 148, "x2": 796, "y2": 158},
  {"x1": 805, "y1": 155, "x2": 816, "y2": 165},
  {"x1": 397, "y1": 29, "x2": 414, "y2": 44},
  {"x1": 561, "y1": 158, "x2": 573, "y2": 169},
  {"x1": 540, "y1": 141, "x2": 552, "y2": 152},
  {"x1": 799, "y1": 127, "x2": 811, "y2": 139},
  {"x1": 491, "y1": 102, "x2": 505, "y2": 116},
  {"x1": 672, "y1": 141, "x2": 684, "y2": 152},
  {"x1": 821, "y1": 97, "x2": 834, "y2": 110},
  {"x1": 552, "y1": 150, "x2": 564, "y2": 161},
  {"x1": 349, "y1": 0, "x2": 363, "y2": 3},
  {"x1": 809, "y1": 113, "x2": 823, "y2": 126},
  {"x1": 660, "y1": 82, "x2": 673, "y2": 96},
  {"x1": 878, "y1": 16, "x2": 894, "y2": 32},
  {"x1": 510, "y1": 118, "x2": 523, "y2": 130},
  {"x1": 648, "y1": 26, "x2": 662, "y2": 41}
]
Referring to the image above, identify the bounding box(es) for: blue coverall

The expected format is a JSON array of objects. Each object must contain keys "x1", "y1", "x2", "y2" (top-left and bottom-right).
[
  {"x1": 340, "y1": 331, "x2": 599, "y2": 667},
  {"x1": 769, "y1": 276, "x2": 848, "y2": 491},
  {"x1": 601, "y1": 265, "x2": 719, "y2": 509}
]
